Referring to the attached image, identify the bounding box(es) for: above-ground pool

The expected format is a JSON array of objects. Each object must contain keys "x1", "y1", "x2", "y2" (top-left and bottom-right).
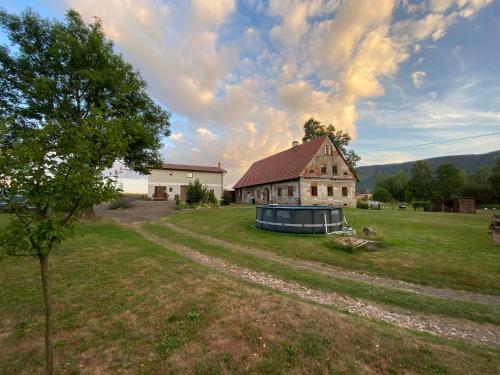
[{"x1": 256, "y1": 205, "x2": 344, "y2": 234}]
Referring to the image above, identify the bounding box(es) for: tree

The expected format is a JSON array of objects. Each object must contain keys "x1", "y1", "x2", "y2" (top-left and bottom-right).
[
  {"x1": 374, "y1": 171, "x2": 408, "y2": 202},
  {"x1": 186, "y1": 179, "x2": 206, "y2": 204},
  {"x1": 0, "y1": 9, "x2": 170, "y2": 374},
  {"x1": 186, "y1": 179, "x2": 219, "y2": 206},
  {"x1": 488, "y1": 156, "x2": 500, "y2": 201},
  {"x1": 301, "y1": 118, "x2": 360, "y2": 170},
  {"x1": 372, "y1": 187, "x2": 394, "y2": 202},
  {"x1": 459, "y1": 166, "x2": 494, "y2": 204},
  {"x1": 434, "y1": 164, "x2": 465, "y2": 199},
  {"x1": 409, "y1": 161, "x2": 433, "y2": 201}
]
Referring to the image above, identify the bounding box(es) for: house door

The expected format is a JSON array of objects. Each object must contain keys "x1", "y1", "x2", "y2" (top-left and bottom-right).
[
  {"x1": 180, "y1": 185, "x2": 187, "y2": 202},
  {"x1": 265, "y1": 189, "x2": 270, "y2": 203},
  {"x1": 154, "y1": 186, "x2": 167, "y2": 200}
]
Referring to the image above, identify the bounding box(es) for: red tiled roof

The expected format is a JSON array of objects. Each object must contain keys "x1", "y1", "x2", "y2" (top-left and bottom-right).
[
  {"x1": 233, "y1": 136, "x2": 328, "y2": 189},
  {"x1": 152, "y1": 163, "x2": 226, "y2": 173}
]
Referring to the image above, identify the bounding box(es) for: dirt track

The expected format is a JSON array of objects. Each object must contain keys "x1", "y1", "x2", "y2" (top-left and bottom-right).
[
  {"x1": 132, "y1": 224, "x2": 500, "y2": 348},
  {"x1": 159, "y1": 221, "x2": 500, "y2": 307}
]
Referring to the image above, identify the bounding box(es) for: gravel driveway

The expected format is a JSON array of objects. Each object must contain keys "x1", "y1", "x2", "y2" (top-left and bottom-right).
[{"x1": 94, "y1": 200, "x2": 174, "y2": 223}]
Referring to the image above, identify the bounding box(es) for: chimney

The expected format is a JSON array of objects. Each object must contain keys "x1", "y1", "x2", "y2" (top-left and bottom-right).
[
  {"x1": 292, "y1": 140, "x2": 299, "y2": 149},
  {"x1": 217, "y1": 161, "x2": 221, "y2": 169}
]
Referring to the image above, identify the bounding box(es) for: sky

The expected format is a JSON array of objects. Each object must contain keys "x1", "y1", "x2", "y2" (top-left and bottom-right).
[{"x1": 1, "y1": 0, "x2": 499, "y2": 192}]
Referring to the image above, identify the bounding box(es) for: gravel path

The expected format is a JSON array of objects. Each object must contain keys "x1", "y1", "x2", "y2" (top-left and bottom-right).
[
  {"x1": 161, "y1": 221, "x2": 500, "y2": 307},
  {"x1": 94, "y1": 200, "x2": 174, "y2": 223},
  {"x1": 133, "y1": 225, "x2": 500, "y2": 348}
]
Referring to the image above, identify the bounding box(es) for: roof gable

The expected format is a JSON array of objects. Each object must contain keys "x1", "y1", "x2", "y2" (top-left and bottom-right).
[{"x1": 300, "y1": 136, "x2": 357, "y2": 180}]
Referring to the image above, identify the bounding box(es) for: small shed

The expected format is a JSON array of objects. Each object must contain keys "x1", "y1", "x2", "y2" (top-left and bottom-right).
[{"x1": 430, "y1": 198, "x2": 476, "y2": 214}]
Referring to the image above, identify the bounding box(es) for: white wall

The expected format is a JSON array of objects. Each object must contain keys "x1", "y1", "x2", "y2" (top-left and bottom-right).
[{"x1": 148, "y1": 169, "x2": 224, "y2": 201}]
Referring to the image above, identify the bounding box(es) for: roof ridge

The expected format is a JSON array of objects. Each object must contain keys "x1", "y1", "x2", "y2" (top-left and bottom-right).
[
  {"x1": 251, "y1": 135, "x2": 327, "y2": 165},
  {"x1": 233, "y1": 135, "x2": 327, "y2": 189}
]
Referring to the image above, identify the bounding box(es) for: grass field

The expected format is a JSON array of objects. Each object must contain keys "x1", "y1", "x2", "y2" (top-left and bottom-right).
[
  {"x1": 167, "y1": 206, "x2": 500, "y2": 294},
  {"x1": 1, "y1": 211, "x2": 500, "y2": 374}
]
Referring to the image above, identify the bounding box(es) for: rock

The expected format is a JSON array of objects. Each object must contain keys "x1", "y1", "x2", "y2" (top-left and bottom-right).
[{"x1": 363, "y1": 227, "x2": 377, "y2": 237}]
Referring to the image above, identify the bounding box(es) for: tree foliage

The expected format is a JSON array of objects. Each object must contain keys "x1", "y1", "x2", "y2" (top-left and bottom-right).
[
  {"x1": 0, "y1": 9, "x2": 170, "y2": 374},
  {"x1": 372, "y1": 187, "x2": 394, "y2": 202},
  {"x1": 433, "y1": 164, "x2": 465, "y2": 199},
  {"x1": 409, "y1": 160, "x2": 433, "y2": 201},
  {"x1": 302, "y1": 118, "x2": 360, "y2": 170},
  {"x1": 370, "y1": 158, "x2": 499, "y2": 204},
  {"x1": 186, "y1": 179, "x2": 218, "y2": 206},
  {"x1": 373, "y1": 171, "x2": 409, "y2": 202},
  {"x1": 488, "y1": 156, "x2": 500, "y2": 200}
]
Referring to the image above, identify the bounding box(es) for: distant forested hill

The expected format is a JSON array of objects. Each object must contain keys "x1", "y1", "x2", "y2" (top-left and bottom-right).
[{"x1": 356, "y1": 150, "x2": 500, "y2": 192}]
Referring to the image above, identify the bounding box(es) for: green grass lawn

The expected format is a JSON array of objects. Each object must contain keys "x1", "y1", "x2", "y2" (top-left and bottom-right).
[
  {"x1": 143, "y1": 222, "x2": 500, "y2": 325},
  {"x1": 167, "y1": 206, "x2": 500, "y2": 294},
  {"x1": 1, "y1": 218, "x2": 500, "y2": 374}
]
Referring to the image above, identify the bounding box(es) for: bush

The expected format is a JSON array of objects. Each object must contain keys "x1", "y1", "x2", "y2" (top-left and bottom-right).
[
  {"x1": 357, "y1": 200, "x2": 369, "y2": 209},
  {"x1": 108, "y1": 196, "x2": 135, "y2": 210}
]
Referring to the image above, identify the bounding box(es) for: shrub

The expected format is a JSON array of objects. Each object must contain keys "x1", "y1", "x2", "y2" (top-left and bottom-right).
[
  {"x1": 356, "y1": 200, "x2": 369, "y2": 209},
  {"x1": 108, "y1": 196, "x2": 135, "y2": 210},
  {"x1": 186, "y1": 179, "x2": 205, "y2": 204},
  {"x1": 204, "y1": 190, "x2": 218, "y2": 205},
  {"x1": 184, "y1": 179, "x2": 219, "y2": 208}
]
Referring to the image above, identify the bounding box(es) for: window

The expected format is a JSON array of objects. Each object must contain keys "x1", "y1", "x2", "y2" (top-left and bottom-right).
[
  {"x1": 320, "y1": 164, "x2": 327, "y2": 174},
  {"x1": 342, "y1": 187, "x2": 348, "y2": 197},
  {"x1": 187, "y1": 172, "x2": 193, "y2": 178},
  {"x1": 168, "y1": 187, "x2": 173, "y2": 192},
  {"x1": 324, "y1": 145, "x2": 333, "y2": 156},
  {"x1": 277, "y1": 187, "x2": 282, "y2": 197},
  {"x1": 311, "y1": 186, "x2": 318, "y2": 196},
  {"x1": 169, "y1": 171, "x2": 173, "y2": 176},
  {"x1": 287, "y1": 186, "x2": 294, "y2": 197},
  {"x1": 332, "y1": 165, "x2": 338, "y2": 174},
  {"x1": 327, "y1": 186, "x2": 333, "y2": 196}
]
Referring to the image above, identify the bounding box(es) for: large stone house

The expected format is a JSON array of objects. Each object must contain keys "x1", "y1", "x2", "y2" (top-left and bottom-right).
[
  {"x1": 148, "y1": 163, "x2": 226, "y2": 202},
  {"x1": 233, "y1": 135, "x2": 357, "y2": 207}
]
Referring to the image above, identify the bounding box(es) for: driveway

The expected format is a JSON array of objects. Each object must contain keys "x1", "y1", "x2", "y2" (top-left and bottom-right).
[{"x1": 94, "y1": 200, "x2": 174, "y2": 223}]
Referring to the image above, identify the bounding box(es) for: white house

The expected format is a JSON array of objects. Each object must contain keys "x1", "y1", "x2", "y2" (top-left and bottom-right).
[{"x1": 148, "y1": 163, "x2": 226, "y2": 202}]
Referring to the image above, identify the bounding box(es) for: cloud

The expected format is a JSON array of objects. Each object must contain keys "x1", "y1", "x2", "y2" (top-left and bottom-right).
[
  {"x1": 269, "y1": 1, "x2": 308, "y2": 45},
  {"x1": 190, "y1": 0, "x2": 235, "y2": 29},
  {"x1": 411, "y1": 71, "x2": 427, "y2": 88},
  {"x1": 65, "y1": 0, "x2": 493, "y2": 186},
  {"x1": 196, "y1": 127, "x2": 217, "y2": 141},
  {"x1": 170, "y1": 133, "x2": 184, "y2": 142}
]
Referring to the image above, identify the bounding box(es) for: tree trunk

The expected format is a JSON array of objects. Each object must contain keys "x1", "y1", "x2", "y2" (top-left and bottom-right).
[{"x1": 39, "y1": 255, "x2": 54, "y2": 375}]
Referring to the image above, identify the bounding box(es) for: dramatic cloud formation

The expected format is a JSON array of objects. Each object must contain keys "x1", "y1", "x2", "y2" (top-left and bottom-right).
[{"x1": 64, "y1": 0, "x2": 493, "y2": 187}]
